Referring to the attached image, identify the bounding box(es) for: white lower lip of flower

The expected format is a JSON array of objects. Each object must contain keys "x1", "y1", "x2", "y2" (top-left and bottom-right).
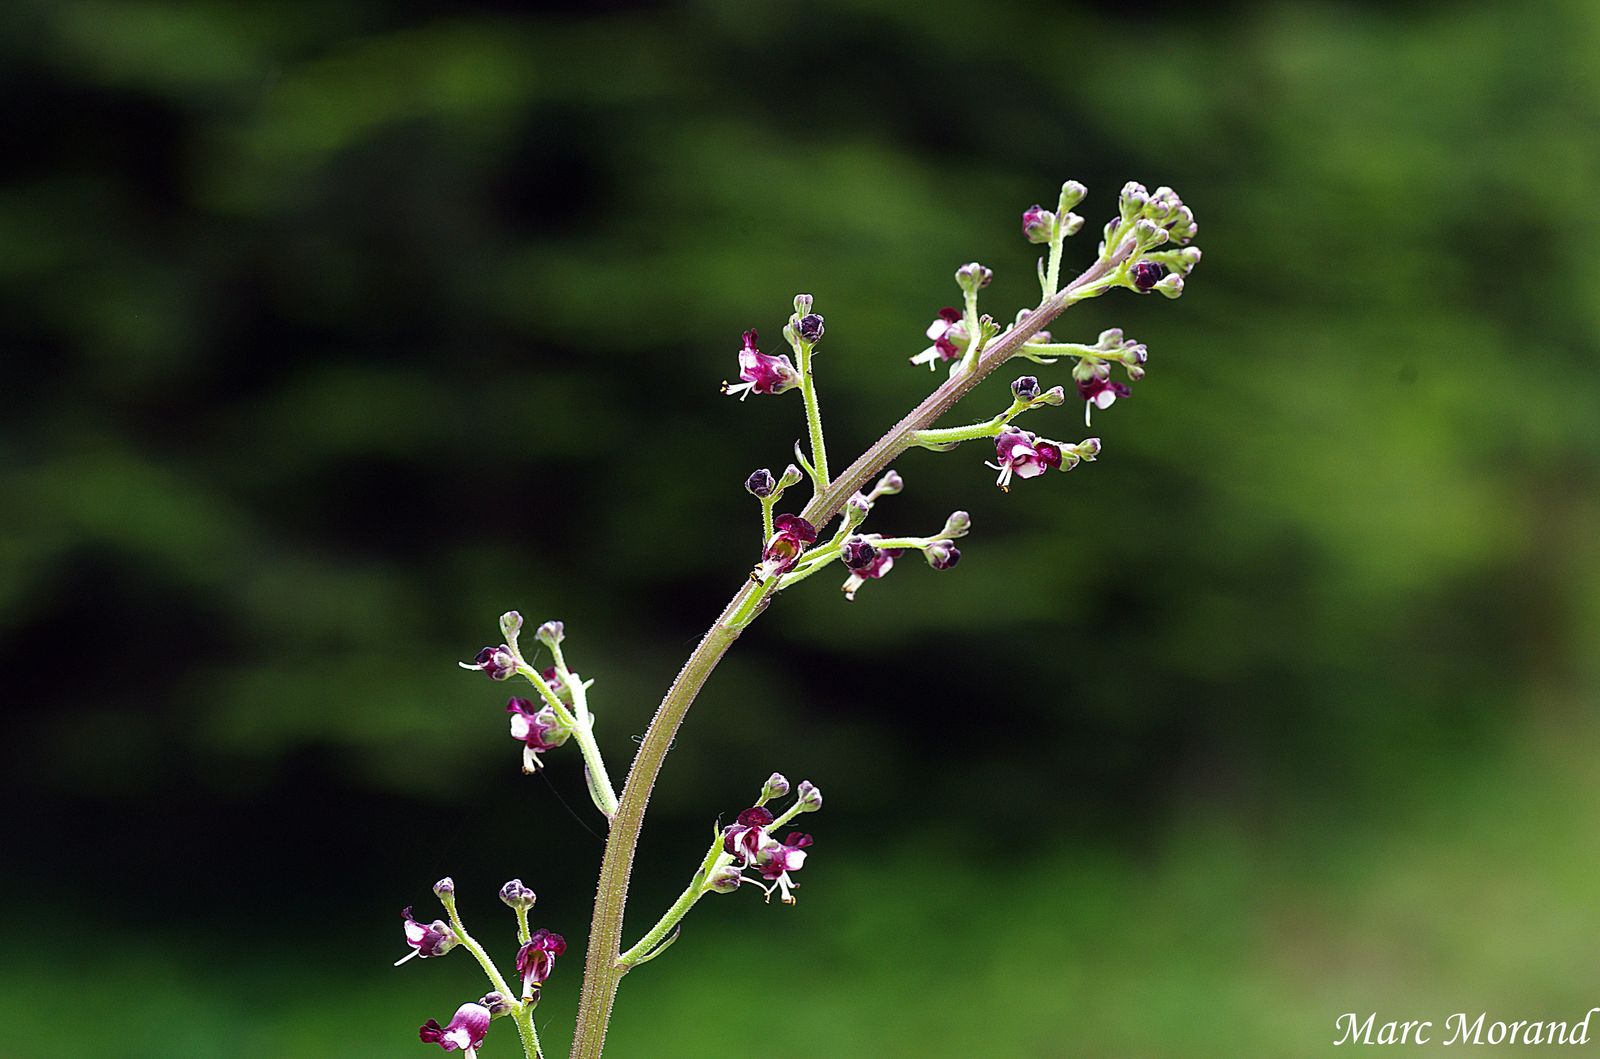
[{"x1": 509, "y1": 715, "x2": 531, "y2": 740}]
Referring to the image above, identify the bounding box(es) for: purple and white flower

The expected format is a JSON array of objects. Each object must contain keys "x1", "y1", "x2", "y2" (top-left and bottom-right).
[
  {"x1": 724, "y1": 330, "x2": 800, "y2": 399},
  {"x1": 910, "y1": 307, "x2": 968, "y2": 370},
  {"x1": 722, "y1": 806, "x2": 774, "y2": 867},
  {"x1": 755, "y1": 831, "x2": 813, "y2": 904},
  {"x1": 515, "y1": 929, "x2": 568, "y2": 995},
  {"x1": 418, "y1": 1002, "x2": 491, "y2": 1055},
  {"x1": 988, "y1": 428, "x2": 1064, "y2": 491},
  {"x1": 505, "y1": 696, "x2": 571, "y2": 772},
  {"x1": 396, "y1": 907, "x2": 458, "y2": 966},
  {"x1": 761, "y1": 514, "x2": 817, "y2": 575},
  {"x1": 841, "y1": 545, "x2": 903, "y2": 602}
]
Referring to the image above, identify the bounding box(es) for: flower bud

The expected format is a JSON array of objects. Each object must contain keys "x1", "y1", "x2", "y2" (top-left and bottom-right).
[
  {"x1": 1076, "y1": 437, "x2": 1103, "y2": 460},
  {"x1": 1131, "y1": 218, "x2": 1168, "y2": 250},
  {"x1": 1131, "y1": 261, "x2": 1167, "y2": 292},
  {"x1": 873, "y1": 469, "x2": 903, "y2": 496},
  {"x1": 1021, "y1": 204, "x2": 1055, "y2": 244},
  {"x1": 1119, "y1": 180, "x2": 1150, "y2": 218},
  {"x1": 955, "y1": 262, "x2": 993, "y2": 293},
  {"x1": 1057, "y1": 179, "x2": 1087, "y2": 212},
  {"x1": 1011, "y1": 375, "x2": 1041, "y2": 402},
  {"x1": 1155, "y1": 274, "x2": 1185, "y2": 299},
  {"x1": 706, "y1": 865, "x2": 744, "y2": 893},
  {"x1": 942, "y1": 510, "x2": 972, "y2": 539},
  {"x1": 796, "y1": 313, "x2": 825, "y2": 343},
  {"x1": 462, "y1": 645, "x2": 517, "y2": 681},
  {"x1": 925, "y1": 541, "x2": 961, "y2": 571},
  {"x1": 841, "y1": 537, "x2": 879, "y2": 571},
  {"x1": 479, "y1": 991, "x2": 514, "y2": 1018},
  {"x1": 844, "y1": 492, "x2": 871, "y2": 528},
  {"x1": 433, "y1": 877, "x2": 456, "y2": 899},
  {"x1": 777, "y1": 463, "x2": 804, "y2": 489},
  {"x1": 1060, "y1": 213, "x2": 1085, "y2": 236},
  {"x1": 499, "y1": 611, "x2": 523, "y2": 641},
  {"x1": 535, "y1": 621, "x2": 564, "y2": 649},
  {"x1": 793, "y1": 293, "x2": 813, "y2": 316},
  {"x1": 745, "y1": 468, "x2": 776, "y2": 498},
  {"x1": 1038, "y1": 385, "x2": 1067, "y2": 406},
  {"x1": 795, "y1": 780, "x2": 823, "y2": 812},
  {"x1": 762, "y1": 772, "x2": 791, "y2": 800},
  {"x1": 499, "y1": 879, "x2": 537, "y2": 911}
]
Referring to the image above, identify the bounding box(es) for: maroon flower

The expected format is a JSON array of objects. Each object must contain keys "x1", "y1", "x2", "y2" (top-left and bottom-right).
[
  {"x1": 505, "y1": 697, "x2": 571, "y2": 772},
  {"x1": 1021, "y1": 204, "x2": 1054, "y2": 244},
  {"x1": 762, "y1": 514, "x2": 817, "y2": 574},
  {"x1": 419, "y1": 1002, "x2": 491, "y2": 1054},
  {"x1": 724, "y1": 330, "x2": 800, "y2": 399},
  {"x1": 925, "y1": 541, "x2": 961, "y2": 570},
  {"x1": 988, "y1": 428, "x2": 1063, "y2": 491},
  {"x1": 910, "y1": 308, "x2": 968, "y2": 369},
  {"x1": 722, "y1": 806, "x2": 774, "y2": 866},
  {"x1": 1131, "y1": 260, "x2": 1167, "y2": 291},
  {"x1": 459, "y1": 645, "x2": 516, "y2": 681},
  {"x1": 516, "y1": 929, "x2": 568, "y2": 995},
  {"x1": 1077, "y1": 375, "x2": 1132, "y2": 413},
  {"x1": 755, "y1": 832, "x2": 814, "y2": 904},
  {"x1": 842, "y1": 546, "x2": 904, "y2": 601},
  {"x1": 396, "y1": 907, "x2": 458, "y2": 966}
]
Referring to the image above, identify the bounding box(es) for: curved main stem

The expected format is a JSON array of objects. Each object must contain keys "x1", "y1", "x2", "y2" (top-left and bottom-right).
[{"x1": 567, "y1": 254, "x2": 1122, "y2": 1059}]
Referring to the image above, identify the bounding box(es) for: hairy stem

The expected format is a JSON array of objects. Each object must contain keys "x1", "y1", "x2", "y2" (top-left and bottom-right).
[
  {"x1": 797, "y1": 342, "x2": 830, "y2": 488},
  {"x1": 567, "y1": 249, "x2": 1125, "y2": 1059}
]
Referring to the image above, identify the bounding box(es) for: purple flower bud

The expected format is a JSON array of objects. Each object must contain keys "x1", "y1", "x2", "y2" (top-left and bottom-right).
[
  {"x1": 1058, "y1": 179, "x2": 1087, "y2": 211},
  {"x1": 1021, "y1": 204, "x2": 1055, "y2": 244},
  {"x1": 762, "y1": 772, "x2": 791, "y2": 800},
  {"x1": 841, "y1": 537, "x2": 879, "y2": 571},
  {"x1": 762, "y1": 514, "x2": 818, "y2": 575},
  {"x1": 419, "y1": 1003, "x2": 491, "y2": 1053},
  {"x1": 1038, "y1": 385, "x2": 1067, "y2": 406},
  {"x1": 1077, "y1": 437, "x2": 1102, "y2": 459},
  {"x1": 796, "y1": 313, "x2": 825, "y2": 343},
  {"x1": 516, "y1": 929, "x2": 567, "y2": 994},
  {"x1": 777, "y1": 463, "x2": 804, "y2": 489},
  {"x1": 925, "y1": 541, "x2": 961, "y2": 571},
  {"x1": 499, "y1": 611, "x2": 523, "y2": 640},
  {"x1": 396, "y1": 907, "x2": 459, "y2": 966},
  {"x1": 478, "y1": 991, "x2": 513, "y2": 1017},
  {"x1": 874, "y1": 469, "x2": 904, "y2": 496},
  {"x1": 796, "y1": 780, "x2": 823, "y2": 812},
  {"x1": 499, "y1": 878, "x2": 537, "y2": 911},
  {"x1": 1011, "y1": 375, "x2": 1041, "y2": 401},
  {"x1": 723, "y1": 330, "x2": 801, "y2": 399},
  {"x1": 793, "y1": 293, "x2": 813, "y2": 315},
  {"x1": 460, "y1": 645, "x2": 516, "y2": 681},
  {"x1": 535, "y1": 621, "x2": 564, "y2": 648},
  {"x1": 955, "y1": 261, "x2": 993, "y2": 293},
  {"x1": 706, "y1": 865, "x2": 744, "y2": 893},
  {"x1": 841, "y1": 546, "x2": 902, "y2": 601},
  {"x1": 433, "y1": 877, "x2": 455, "y2": 899},
  {"x1": 942, "y1": 510, "x2": 971, "y2": 538},
  {"x1": 1131, "y1": 261, "x2": 1167, "y2": 291},
  {"x1": 745, "y1": 468, "x2": 776, "y2": 498}
]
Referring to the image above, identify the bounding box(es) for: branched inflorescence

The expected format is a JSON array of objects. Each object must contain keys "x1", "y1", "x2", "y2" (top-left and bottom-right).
[{"x1": 401, "y1": 178, "x2": 1200, "y2": 1059}]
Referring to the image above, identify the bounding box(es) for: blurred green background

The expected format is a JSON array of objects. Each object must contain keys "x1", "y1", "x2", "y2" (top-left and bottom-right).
[{"x1": 5, "y1": 0, "x2": 1599, "y2": 1055}]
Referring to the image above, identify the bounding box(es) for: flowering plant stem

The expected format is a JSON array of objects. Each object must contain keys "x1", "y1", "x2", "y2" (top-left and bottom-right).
[
  {"x1": 567, "y1": 249, "x2": 1125, "y2": 1059},
  {"x1": 441, "y1": 895, "x2": 543, "y2": 1059}
]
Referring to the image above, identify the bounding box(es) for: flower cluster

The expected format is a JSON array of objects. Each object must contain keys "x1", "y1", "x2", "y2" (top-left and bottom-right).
[
  {"x1": 1099, "y1": 181, "x2": 1202, "y2": 299},
  {"x1": 400, "y1": 876, "x2": 568, "y2": 1056},
  {"x1": 988, "y1": 427, "x2": 1101, "y2": 491},
  {"x1": 713, "y1": 776, "x2": 823, "y2": 904}
]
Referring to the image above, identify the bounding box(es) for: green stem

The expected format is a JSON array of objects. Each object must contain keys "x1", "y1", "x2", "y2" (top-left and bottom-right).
[
  {"x1": 759, "y1": 494, "x2": 776, "y2": 543},
  {"x1": 513, "y1": 1004, "x2": 543, "y2": 1059},
  {"x1": 1044, "y1": 216, "x2": 1065, "y2": 298},
  {"x1": 520, "y1": 663, "x2": 619, "y2": 819},
  {"x1": 909, "y1": 414, "x2": 1012, "y2": 449},
  {"x1": 567, "y1": 247, "x2": 1128, "y2": 1059},
  {"x1": 797, "y1": 343, "x2": 830, "y2": 488},
  {"x1": 441, "y1": 896, "x2": 516, "y2": 1001}
]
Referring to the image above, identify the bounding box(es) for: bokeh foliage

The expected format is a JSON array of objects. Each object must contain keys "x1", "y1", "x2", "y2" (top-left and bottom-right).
[{"x1": 4, "y1": 0, "x2": 1599, "y2": 1055}]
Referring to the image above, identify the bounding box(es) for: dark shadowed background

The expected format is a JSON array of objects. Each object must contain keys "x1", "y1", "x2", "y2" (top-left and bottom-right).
[{"x1": 5, "y1": 1, "x2": 1599, "y2": 1056}]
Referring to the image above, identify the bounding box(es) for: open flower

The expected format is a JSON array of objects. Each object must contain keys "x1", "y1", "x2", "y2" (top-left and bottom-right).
[
  {"x1": 505, "y1": 697, "x2": 571, "y2": 772},
  {"x1": 723, "y1": 330, "x2": 799, "y2": 399},
  {"x1": 841, "y1": 545, "x2": 903, "y2": 601},
  {"x1": 722, "y1": 806, "x2": 774, "y2": 866},
  {"x1": 761, "y1": 514, "x2": 817, "y2": 575},
  {"x1": 396, "y1": 907, "x2": 458, "y2": 966},
  {"x1": 987, "y1": 428, "x2": 1064, "y2": 491},
  {"x1": 755, "y1": 832, "x2": 813, "y2": 904},
  {"x1": 1076, "y1": 374, "x2": 1131, "y2": 422},
  {"x1": 516, "y1": 929, "x2": 568, "y2": 995},
  {"x1": 419, "y1": 1002, "x2": 491, "y2": 1055},
  {"x1": 459, "y1": 644, "x2": 516, "y2": 681},
  {"x1": 910, "y1": 308, "x2": 968, "y2": 370}
]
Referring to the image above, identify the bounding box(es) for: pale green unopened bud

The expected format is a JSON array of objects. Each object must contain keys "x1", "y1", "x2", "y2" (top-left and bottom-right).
[
  {"x1": 536, "y1": 621, "x2": 565, "y2": 649},
  {"x1": 1057, "y1": 179, "x2": 1087, "y2": 212}
]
